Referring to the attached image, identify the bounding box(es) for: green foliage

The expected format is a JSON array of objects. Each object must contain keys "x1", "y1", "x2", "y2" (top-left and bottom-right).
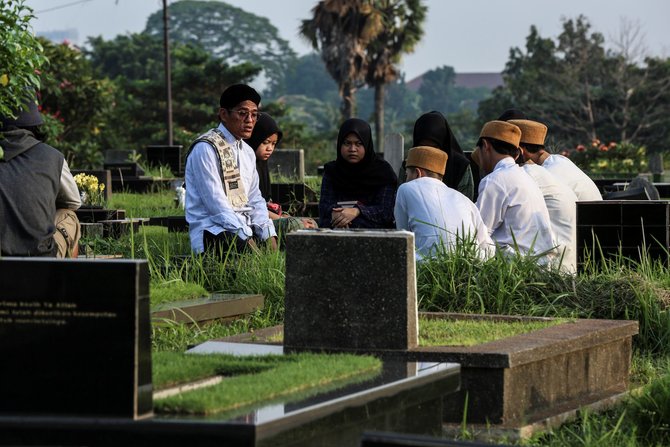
[
  {"x1": 627, "y1": 371, "x2": 670, "y2": 444},
  {"x1": 143, "y1": 0, "x2": 295, "y2": 93},
  {"x1": 38, "y1": 38, "x2": 114, "y2": 168},
  {"x1": 269, "y1": 53, "x2": 338, "y2": 102},
  {"x1": 0, "y1": 0, "x2": 47, "y2": 120},
  {"x1": 418, "y1": 65, "x2": 456, "y2": 112},
  {"x1": 478, "y1": 16, "x2": 670, "y2": 154},
  {"x1": 86, "y1": 33, "x2": 260, "y2": 150},
  {"x1": 565, "y1": 140, "x2": 648, "y2": 175}
]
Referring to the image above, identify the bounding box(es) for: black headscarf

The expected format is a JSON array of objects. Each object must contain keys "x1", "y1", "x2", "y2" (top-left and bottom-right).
[
  {"x1": 323, "y1": 118, "x2": 397, "y2": 196},
  {"x1": 244, "y1": 112, "x2": 283, "y2": 201},
  {"x1": 412, "y1": 111, "x2": 469, "y2": 190},
  {"x1": 498, "y1": 109, "x2": 527, "y2": 121}
]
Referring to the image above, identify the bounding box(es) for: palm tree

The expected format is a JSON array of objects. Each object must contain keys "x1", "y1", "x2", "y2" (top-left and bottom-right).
[
  {"x1": 364, "y1": 0, "x2": 426, "y2": 152},
  {"x1": 300, "y1": 0, "x2": 383, "y2": 120}
]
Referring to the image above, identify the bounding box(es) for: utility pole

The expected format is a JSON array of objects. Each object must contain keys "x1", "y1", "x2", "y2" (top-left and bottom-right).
[{"x1": 162, "y1": 0, "x2": 174, "y2": 145}]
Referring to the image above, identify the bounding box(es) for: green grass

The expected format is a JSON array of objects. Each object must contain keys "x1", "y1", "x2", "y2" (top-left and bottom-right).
[
  {"x1": 220, "y1": 317, "x2": 565, "y2": 348},
  {"x1": 107, "y1": 191, "x2": 183, "y2": 218},
  {"x1": 150, "y1": 278, "x2": 208, "y2": 305},
  {"x1": 525, "y1": 362, "x2": 670, "y2": 447},
  {"x1": 154, "y1": 352, "x2": 382, "y2": 416},
  {"x1": 419, "y1": 317, "x2": 565, "y2": 347}
]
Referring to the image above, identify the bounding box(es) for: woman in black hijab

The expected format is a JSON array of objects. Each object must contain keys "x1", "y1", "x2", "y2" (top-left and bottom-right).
[
  {"x1": 409, "y1": 111, "x2": 474, "y2": 201},
  {"x1": 319, "y1": 118, "x2": 397, "y2": 228},
  {"x1": 245, "y1": 113, "x2": 316, "y2": 238}
]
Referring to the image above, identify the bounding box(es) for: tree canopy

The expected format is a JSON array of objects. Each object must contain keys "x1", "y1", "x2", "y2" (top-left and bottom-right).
[
  {"x1": 87, "y1": 33, "x2": 260, "y2": 152},
  {"x1": 478, "y1": 16, "x2": 670, "y2": 152},
  {"x1": 0, "y1": 0, "x2": 47, "y2": 120},
  {"x1": 143, "y1": 0, "x2": 295, "y2": 92}
]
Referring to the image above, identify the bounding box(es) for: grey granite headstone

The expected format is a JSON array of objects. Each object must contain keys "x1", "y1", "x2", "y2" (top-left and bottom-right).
[
  {"x1": 384, "y1": 133, "x2": 404, "y2": 178},
  {"x1": 284, "y1": 230, "x2": 418, "y2": 351},
  {"x1": 268, "y1": 149, "x2": 305, "y2": 181},
  {"x1": 0, "y1": 258, "x2": 152, "y2": 419},
  {"x1": 104, "y1": 149, "x2": 142, "y2": 164}
]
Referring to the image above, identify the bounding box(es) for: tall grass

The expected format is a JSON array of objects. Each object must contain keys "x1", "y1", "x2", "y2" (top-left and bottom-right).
[
  {"x1": 417, "y1": 239, "x2": 670, "y2": 355},
  {"x1": 108, "y1": 191, "x2": 183, "y2": 217}
]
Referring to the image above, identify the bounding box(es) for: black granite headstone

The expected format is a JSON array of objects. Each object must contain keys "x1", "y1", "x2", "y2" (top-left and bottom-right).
[
  {"x1": 146, "y1": 145, "x2": 184, "y2": 176},
  {"x1": 284, "y1": 230, "x2": 418, "y2": 351},
  {"x1": 0, "y1": 258, "x2": 152, "y2": 419}
]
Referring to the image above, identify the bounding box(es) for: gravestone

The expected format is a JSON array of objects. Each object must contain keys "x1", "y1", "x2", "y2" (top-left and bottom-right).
[
  {"x1": 104, "y1": 149, "x2": 143, "y2": 164},
  {"x1": 649, "y1": 152, "x2": 664, "y2": 182},
  {"x1": 284, "y1": 230, "x2": 418, "y2": 351},
  {"x1": 577, "y1": 200, "x2": 670, "y2": 265},
  {"x1": 146, "y1": 145, "x2": 183, "y2": 176},
  {"x1": 0, "y1": 258, "x2": 152, "y2": 419},
  {"x1": 383, "y1": 133, "x2": 404, "y2": 179},
  {"x1": 268, "y1": 149, "x2": 305, "y2": 180}
]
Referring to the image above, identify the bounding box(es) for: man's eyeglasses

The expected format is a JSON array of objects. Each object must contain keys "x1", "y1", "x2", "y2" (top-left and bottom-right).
[{"x1": 228, "y1": 108, "x2": 259, "y2": 121}]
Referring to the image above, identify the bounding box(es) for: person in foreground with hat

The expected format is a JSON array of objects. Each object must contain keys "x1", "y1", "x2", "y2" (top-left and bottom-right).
[
  {"x1": 319, "y1": 118, "x2": 397, "y2": 229},
  {"x1": 512, "y1": 121, "x2": 602, "y2": 202},
  {"x1": 394, "y1": 146, "x2": 493, "y2": 261},
  {"x1": 0, "y1": 96, "x2": 81, "y2": 257},
  {"x1": 471, "y1": 121, "x2": 556, "y2": 260},
  {"x1": 405, "y1": 111, "x2": 474, "y2": 201},
  {"x1": 509, "y1": 119, "x2": 578, "y2": 272},
  {"x1": 244, "y1": 112, "x2": 317, "y2": 243},
  {"x1": 185, "y1": 84, "x2": 277, "y2": 255}
]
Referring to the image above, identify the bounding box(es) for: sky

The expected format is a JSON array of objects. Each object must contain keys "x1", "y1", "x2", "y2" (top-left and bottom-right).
[{"x1": 25, "y1": 0, "x2": 670, "y2": 81}]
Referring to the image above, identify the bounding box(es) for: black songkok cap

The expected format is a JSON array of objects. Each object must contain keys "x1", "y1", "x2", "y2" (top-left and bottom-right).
[
  {"x1": 497, "y1": 109, "x2": 527, "y2": 121},
  {"x1": 0, "y1": 97, "x2": 44, "y2": 129},
  {"x1": 219, "y1": 84, "x2": 261, "y2": 109}
]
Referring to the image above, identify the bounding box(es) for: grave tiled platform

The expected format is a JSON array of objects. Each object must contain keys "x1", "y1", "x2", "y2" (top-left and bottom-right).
[
  {"x1": 0, "y1": 354, "x2": 460, "y2": 447},
  {"x1": 224, "y1": 313, "x2": 638, "y2": 439},
  {"x1": 151, "y1": 293, "x2": 264, "y2": 324}
]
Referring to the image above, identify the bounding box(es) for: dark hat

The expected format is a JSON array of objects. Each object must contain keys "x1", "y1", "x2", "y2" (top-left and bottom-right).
[
  {"x1": 497, "y1": 109, "x2": 526, "y2": 121},
  {"x1": 1, "y1": 97, "x2": 44, "y2": 129},
  {"x1": 219, "y1": 84, "x2": 261, "y2": 109}
]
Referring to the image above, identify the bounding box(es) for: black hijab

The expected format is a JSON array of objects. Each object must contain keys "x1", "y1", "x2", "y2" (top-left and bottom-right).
[
  {"x1": 244, "y1": 112, "x2": 283, "y2": 201},
  {"x1": 498, "y1": 109, "x2": 527, "y2": 121},
  {"x1": 323, "y1": 118, "x2": 397, "y2": 196},
  {"x1": 412, "y1": 111, "x2": 469, "y2": 190}
]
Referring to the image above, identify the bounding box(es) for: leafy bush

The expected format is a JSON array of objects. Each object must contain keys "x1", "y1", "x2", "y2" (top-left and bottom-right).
[{"x1": 564, "y1": 140, "x2": 648, "y2": 175}]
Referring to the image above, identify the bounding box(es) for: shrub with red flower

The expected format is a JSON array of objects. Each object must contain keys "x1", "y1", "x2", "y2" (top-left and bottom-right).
[{"x1": 565, "y1": 139, "x2": 647, "y2": 175}]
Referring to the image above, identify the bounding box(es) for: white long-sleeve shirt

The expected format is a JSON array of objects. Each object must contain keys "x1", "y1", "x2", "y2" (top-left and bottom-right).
[
  {"x1": 395, "y1": 177, "x2": 494, "y2": 261},
  {"x1": 185, "y1": 123, "x2": 276, "y2": 253},
  {"x1": 522, "y1": 163, "x2": 578, "y2": 272},
  {"x1": 476, "y1": 157, "x2": 557, "y2": 260},
  {"x1": 541, "y1": 154, "x2": 602, "y2": 201}
]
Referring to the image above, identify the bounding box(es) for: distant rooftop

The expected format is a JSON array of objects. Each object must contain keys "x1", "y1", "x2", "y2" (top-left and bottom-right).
[{"x1": 407, "y1": 72, "x2": 504, "y2": 91}]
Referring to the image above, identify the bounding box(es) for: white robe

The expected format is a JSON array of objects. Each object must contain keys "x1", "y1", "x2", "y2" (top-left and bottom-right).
[
  {"x1": 542, "y1": 154, "x2": 602, "y2": 201},
  {"x1": 394, "y1": 177, "x2": 494, "y2": 261},
  {"x1": 476, "y1": 157, "x2": 557, "y2": 261},
  {"x1": 522, "y1": 163, "x2": 578, "y2": 272}
]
